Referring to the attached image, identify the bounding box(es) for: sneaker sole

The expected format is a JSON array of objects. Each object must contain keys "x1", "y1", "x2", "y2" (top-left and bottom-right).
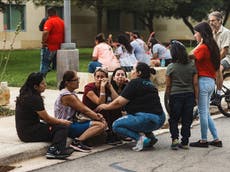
[
  {"x1": 70, "y1": 144, "x2": 91, "y2": 153},
  {"x1": 46, "y1": 153, "x2": 70, "y2": 160}
]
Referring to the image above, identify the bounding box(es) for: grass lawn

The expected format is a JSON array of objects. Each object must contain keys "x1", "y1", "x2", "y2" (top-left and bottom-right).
[{"x1": 0, "y1": 48, "x2": 92, "y2": 89}]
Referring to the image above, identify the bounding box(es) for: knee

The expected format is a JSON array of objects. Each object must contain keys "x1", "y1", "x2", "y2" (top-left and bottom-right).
[{"x1": 98, "y1": 121, "x2": 107, "y2": 131}]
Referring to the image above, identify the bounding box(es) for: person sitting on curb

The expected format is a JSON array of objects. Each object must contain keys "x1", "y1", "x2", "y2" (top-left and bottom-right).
[
  {"x1": 96, "y1": 62, "x2": 166, "y2": 151},
  {"x1": 15, "y1": 72, "x2": 74, "y2": 160},
  {"x1": 54, "y1": 70, "x2": 107, "y2": 152},
  {"x1": 83, "y1": 67, "x2": 123, "y2": 145}
]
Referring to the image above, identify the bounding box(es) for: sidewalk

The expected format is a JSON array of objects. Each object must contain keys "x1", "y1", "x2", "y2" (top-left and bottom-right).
[{"x1": 0, "y1": 87, "x2": 222, "y2": 169}]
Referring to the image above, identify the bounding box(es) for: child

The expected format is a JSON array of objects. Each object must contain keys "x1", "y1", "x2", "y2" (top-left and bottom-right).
[{"x1": 165, "y1": 40, "x2": 198, "y2": 150}]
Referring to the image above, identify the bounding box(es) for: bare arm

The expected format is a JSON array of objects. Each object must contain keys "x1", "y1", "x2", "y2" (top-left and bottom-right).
[
  {"x1": 96, "y1": 96, "x2": 129, "y2": 112},
  {"x1": 42, "y1": 30, "x2": 49, "y2": 47},
  {"x1": 62, "y1": 95, "x2": 103, "y2": 121},
  {"x1": 37, "y1": 110, "x2": 71, "y2": 126},
  {"x1": 220, "y1": 47, "x2": 229, "y2": 59},
  {"x1": 193, "y1": 73, "x2": 199, "y2": 105}
]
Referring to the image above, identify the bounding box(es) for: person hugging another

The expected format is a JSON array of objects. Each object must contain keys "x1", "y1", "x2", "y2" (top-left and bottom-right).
[
  {"x1": 88, "y1": 33, "x2": 120, "y2": 73},
  {"x1": 54, "y1": 70, "x2": 107, "y2": 152},
  {"x1": 83, "y1": 67, "x2": 123, "y2": 145},
  {"x1": 165, "y1": 40, "x2": 198, "y2": 150},
  {"x1": 96, "y1": 62, "x2": 166, "y2": 151}
]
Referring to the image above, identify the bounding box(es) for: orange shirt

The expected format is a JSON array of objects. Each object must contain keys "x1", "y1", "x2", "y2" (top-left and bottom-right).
[
  {"x1": 194, "y1": 44, "x2": 216, "y2": 79},
  {"x1": 44, "y1": 15, "x2": 64, "y2": 51}
]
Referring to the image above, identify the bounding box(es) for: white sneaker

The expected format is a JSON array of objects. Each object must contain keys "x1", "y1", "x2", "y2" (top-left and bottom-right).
[{"x1": 132, "y1": 136, "x2": 147, "y2": 151}]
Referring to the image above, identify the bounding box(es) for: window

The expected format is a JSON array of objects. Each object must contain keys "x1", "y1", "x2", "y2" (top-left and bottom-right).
[
  {"x1": 3, "y1": 4, "x2": 25, "y2": 31},
  {"x1": 107, "y1": 10, "x2": 120, "y2": 31},
  {"x1": 133, "y1": 13, "x2": 145, "y2": 31}
]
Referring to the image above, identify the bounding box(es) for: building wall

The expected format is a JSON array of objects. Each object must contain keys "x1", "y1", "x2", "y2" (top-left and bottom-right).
[{"x1": 0, "y1": 2, "x2": 229, "y2": 49}]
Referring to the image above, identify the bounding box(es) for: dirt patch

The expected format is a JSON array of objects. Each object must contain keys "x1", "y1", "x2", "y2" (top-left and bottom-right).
[{"x1": 0, "y1": 165, "x2": 15, "y2": 172}]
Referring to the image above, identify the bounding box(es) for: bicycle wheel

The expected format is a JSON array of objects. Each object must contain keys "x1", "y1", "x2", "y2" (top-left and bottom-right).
[
  {"x1": 164, "y1": 93, "x2": 198, "y2": 120},
  {"x1": 218, "y1": 93, "x2": 230, "y2": 117}
]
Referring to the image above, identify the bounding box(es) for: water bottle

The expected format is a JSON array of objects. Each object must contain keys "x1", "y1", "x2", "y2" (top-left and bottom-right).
[
  {"x1": 160, "y1": 58, "x2": 165, "y2": 67},
  {"x1": 0, "y1": 82, "x2": 10, "y2": 105}
]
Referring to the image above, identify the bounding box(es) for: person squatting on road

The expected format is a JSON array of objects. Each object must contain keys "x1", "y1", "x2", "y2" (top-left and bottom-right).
[{"x1": 96, "y1": 62, "x2": 166, "y2": 151}]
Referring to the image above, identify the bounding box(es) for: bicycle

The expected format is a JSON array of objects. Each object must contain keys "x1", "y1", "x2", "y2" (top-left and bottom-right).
[{"x1": 164, "y1": 70, "x2": 230, "y2": 118}]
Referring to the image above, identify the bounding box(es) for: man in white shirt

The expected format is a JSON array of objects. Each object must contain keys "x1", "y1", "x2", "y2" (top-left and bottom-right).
[{"x1": 208, "y1": 11, "x2": 230, "y2": 105}]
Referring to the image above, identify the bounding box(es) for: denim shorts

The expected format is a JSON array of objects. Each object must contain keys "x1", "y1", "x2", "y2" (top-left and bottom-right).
[
  {"x1": 68, "y1": 121, "x2": 91, "y2": 138},
  {"x1": 221, "y1": 58, "x2": 230, "y2": 69}
]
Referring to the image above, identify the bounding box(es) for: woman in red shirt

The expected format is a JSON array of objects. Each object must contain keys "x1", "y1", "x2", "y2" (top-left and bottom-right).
[{"x1": 189, "y1": 22, "x2": 222, "y2": 148}]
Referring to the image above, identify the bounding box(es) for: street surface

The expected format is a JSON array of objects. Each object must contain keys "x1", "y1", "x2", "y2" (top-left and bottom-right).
[{"x1": 31, "y1": 117, "x2": 230, "y2": 172}]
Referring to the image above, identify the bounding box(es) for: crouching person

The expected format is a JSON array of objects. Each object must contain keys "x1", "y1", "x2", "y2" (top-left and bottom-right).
[
  {"x1": 96, "y1": 62, "x2": 165, "y2": 151},
  {"x1": 15, "y1": 72, "x2": 74, "y2": 159},
  {"x1": 54, "y1": 70, "x2": 107, "y2": 152}
]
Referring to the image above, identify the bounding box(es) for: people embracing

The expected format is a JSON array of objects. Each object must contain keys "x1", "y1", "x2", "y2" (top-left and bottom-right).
[
  {"x1": 83, "y1": 67, "x2": 123, "y2": 145},
  {"x1": 96, "y1": 62, "x2": 166, "y2": 151},
  {"x1": 88, "y1": 33, "x2": 120, "y2": 73},
  {"x1": 189, "y1": 22, "x2": 223, "y2": 148},
  {"x1": 54, "y1": 70, "x2": 107, "y2": 152},
  {"x1": 165, "y1": 40, "x2": 198, "y2": 150},
  {"x1": 15, "y1": 72, "x2": 74, "y2": 159}
]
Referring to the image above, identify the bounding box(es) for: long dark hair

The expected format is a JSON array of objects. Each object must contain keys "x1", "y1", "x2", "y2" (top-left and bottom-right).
[
  {"x1": 117, "y1": 34, "x2": 133, "y2": 54},
  {"x1": 135, "y1": 62, "x2": 156, "y2": 79},
  {"x1": 16, "y1": 72, "x2": 44, "y2": 104},
  {"x1": 194, "y1": 22, "x2": 220, "y2": 70},
  {"x1": 110, "y1": 67, "x2": 127, "y2": 92},
  {"x1": 59, "y1": 70, "x2": 76, "y2": 90},
  {"x1": 170, "y1": 40, "x2": 189, "y2": 64}
]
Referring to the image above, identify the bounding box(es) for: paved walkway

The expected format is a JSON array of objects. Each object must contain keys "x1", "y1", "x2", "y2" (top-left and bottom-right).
[{"x1": 0, "y1": 87, "x2": 223, "y2": 171}]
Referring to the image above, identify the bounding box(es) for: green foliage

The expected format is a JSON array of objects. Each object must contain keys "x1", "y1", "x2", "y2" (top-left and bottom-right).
[{"x1": 0, "y1": 106, "x2": 15, "y2": 117}]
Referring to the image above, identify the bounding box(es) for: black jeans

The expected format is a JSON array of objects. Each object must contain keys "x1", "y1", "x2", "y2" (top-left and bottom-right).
[
  {"x1": 168, "y1": 92, "x2": 194, "y2": 145},
  {"x1": 17, "y1": 122, "x2": 69, "y2": 150}
]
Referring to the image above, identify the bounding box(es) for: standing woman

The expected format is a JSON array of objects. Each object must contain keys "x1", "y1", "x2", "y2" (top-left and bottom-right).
[
  {"x1": 15, "y1": 72, "x2": 74, "y2": 159},
  {"x1": 96, "y1": 62, "x2": 166, "y2": 151},
  {"x1": 189, "y1": 22, "x2": 222, "y2": 147}
]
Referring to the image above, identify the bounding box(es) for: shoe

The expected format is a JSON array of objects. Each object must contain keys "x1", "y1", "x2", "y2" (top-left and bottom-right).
[
  {"x1": 210, "y1": 94, "x2": 221, "y2": 106},
  {"x1": 46, "y1": 146, "x2": 74, "y2": 159},
  {"x1": 106, "y1": 135, "x2": 122, "y2": 145},
  {"x1": 146, "y1": 137, "x2": 158, "y2": 148},
  {"x1": 132, "y1": 136, "x2": 150, "y2": 151},
  {"x1": 189, "y1": 140, "x2": 209, "y2": 148},
  {"x1": 178, "y1": 143, "x2": 189, "y2": 149},
  {"x1": 70, "y1": 139, "x2": 92, "y2": 153},
  {"x1": 171, "y1": 139, "x2": 179, "y2": 150},
  {"x1": 208, "y1": 140, "x2": 223, "y2": 147}
]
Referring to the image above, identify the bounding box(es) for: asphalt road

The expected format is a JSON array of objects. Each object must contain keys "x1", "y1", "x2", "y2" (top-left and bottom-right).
[{"x1": 32, "y1": 117, "x2": 230, "y2": 172}]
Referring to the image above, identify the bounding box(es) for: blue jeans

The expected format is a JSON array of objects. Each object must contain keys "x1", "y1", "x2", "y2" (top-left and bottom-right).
[
  {"x1": 112, "y1": 112, "x2": 165, "y2": 141},
  {"x1": 198, "y1": 77, "x2": 218, "y2": 141},
  {"x1": 88, "y1": 61, "x2": 102, "y2": 73},
  {"x1": 169, "y1": 92, "x2": 194, "y2": 145},
  {"x1": 40, "y1": 47, "x2": 57, "y2": 76}
]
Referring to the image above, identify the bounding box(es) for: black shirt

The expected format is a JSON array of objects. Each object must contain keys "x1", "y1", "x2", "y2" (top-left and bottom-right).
[
  {"x1": 121, "y1": 78, "x2": 163, "y2": 115},
  {"x1": 15, "y1": 94, "x2": 44, "y2": 133}
]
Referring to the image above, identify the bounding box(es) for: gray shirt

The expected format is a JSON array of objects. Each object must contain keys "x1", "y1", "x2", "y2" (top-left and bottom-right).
[{"x1": 166, "y1": 61, "x2": 197, "y2": 95}]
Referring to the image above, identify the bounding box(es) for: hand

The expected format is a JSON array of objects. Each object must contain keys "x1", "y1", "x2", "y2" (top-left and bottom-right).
[
  {"x1": 95, "y1": 113, "x2": 105, "y2": 121},
  {"x1": 60, "y1": 119, "x2": 72, "y2": 126},
  {"x1": 101, "y1": 78, "x2": 109, "y2": 87},
  {"x1": 95, "y1": 104, "x2": 108, "y2": 112}
]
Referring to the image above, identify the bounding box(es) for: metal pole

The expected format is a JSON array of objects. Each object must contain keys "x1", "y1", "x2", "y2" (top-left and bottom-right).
[{"x1": 64, "y1": 0, "x2": 71, "y2": 43}]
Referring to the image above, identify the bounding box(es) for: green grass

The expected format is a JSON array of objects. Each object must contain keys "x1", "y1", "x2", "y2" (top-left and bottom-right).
[{"x1": 0, "y1": 48, "x2": 92, "y2": 89}]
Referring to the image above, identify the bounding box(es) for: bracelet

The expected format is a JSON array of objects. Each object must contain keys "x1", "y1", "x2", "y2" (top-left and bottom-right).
[{"x1": 100, "y1": 92, "x2": 106, "y2": 96}]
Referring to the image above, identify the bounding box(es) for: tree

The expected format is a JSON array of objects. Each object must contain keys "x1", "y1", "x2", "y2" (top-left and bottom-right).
[
  {"x1": 0, "y1": 0, "x2": 29, "y2": 12},
  {"x1": 166, "y1": 0, "x2": 223, "y2": 34}
]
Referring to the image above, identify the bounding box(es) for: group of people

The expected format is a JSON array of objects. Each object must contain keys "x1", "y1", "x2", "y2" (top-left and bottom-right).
[
  {"x1": 15, "y1": 11, "x2": 229, "y2": 160},
  {"x1": 88, "y1": 31, "x2": 172, "y2": 73}
]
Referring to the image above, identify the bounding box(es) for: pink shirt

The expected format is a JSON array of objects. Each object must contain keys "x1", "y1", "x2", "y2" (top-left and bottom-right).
[{"x1": 93, "y1": 42, "x2": 120, "y2": 71}]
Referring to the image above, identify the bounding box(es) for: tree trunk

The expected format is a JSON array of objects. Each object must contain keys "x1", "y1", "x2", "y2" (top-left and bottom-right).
[
  {"x1": 182, "y1": 16, "x2": 194, "y2": 35},
  {"x1": 223, "y1": 8, "x2": 229, "y2": 26}
]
